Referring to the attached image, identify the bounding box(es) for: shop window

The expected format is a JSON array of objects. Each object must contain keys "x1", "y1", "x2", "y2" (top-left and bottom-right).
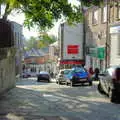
[{"x1": 116, "y1": 2, "x2": 120, "y2": 20}]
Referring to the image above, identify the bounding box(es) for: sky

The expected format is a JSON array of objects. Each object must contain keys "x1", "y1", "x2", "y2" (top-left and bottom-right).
[{"x1": 8, "y1": 0, "x2": 80, "y2": 40}]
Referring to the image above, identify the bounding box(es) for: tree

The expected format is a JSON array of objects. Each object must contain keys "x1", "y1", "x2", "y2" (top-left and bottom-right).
[
  {"x1": 0, "y1": 0, "x2": 21, "y2": 19},
  {"x1": 25, "y1": 34, "x2": 56, "y2": 50},
  {"x1": 0, "y1": 0, "x2": 83, "y2": 30}
]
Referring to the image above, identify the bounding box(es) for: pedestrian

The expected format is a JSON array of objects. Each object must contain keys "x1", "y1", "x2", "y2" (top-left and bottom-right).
[
  {"x1": 88, "y1": 67, "x2": 94, "y2": 77},
  {"x1": 50, "y1": 72, "x2": 54, "y2": 78},
  {"x1": 94, "y1": 67, "x2": 100, "y2": 80}
]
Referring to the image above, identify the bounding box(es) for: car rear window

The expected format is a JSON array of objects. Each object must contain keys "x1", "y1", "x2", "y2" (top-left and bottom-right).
[
  {"x1": 74, "y1": 68, "x2": 86, "y2": 73},
  {"x1": 64, "y1": 70, "x2": 71, "y2": 74}
]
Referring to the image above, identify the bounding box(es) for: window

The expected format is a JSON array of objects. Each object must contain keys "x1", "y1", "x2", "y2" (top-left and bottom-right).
[
  {"x1": 101, "y1": 6, "x2": 107, "y2": 23},
  {"x1": 117, "y1": 2, "x2": 120, "y2": 19},
  {"x1": 92, "y1": 10, "x2": 98, "y2": 25}
]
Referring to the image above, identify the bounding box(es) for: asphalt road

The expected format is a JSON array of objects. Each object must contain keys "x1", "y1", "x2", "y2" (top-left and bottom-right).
[{"x1": 0, "y1": 77, "x2": 120, "y2": 120}]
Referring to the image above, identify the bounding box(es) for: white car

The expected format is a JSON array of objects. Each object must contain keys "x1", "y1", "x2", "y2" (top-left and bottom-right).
[{"x1": 56, "y1": 69, "x2": 71, "y2": 84}]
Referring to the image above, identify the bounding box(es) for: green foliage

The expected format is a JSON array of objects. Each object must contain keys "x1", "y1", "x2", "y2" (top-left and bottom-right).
[
  {"x1": 0, "y1": 0, "x2": 21, "y2": 19},
  {"x1": 22, "y1": 0, "x2": 83, "y2": 30},
  {"x1": 0, "y1": 0, "x2": 83, "y2": 29},
  {"x1": 25, "y1": 34, "x2": 56, "y2": 50}
]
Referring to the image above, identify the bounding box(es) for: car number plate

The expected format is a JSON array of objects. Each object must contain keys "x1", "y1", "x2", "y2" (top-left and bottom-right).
[{"x1": 80, "y1": 79, "x2": 87, "y2": 81}]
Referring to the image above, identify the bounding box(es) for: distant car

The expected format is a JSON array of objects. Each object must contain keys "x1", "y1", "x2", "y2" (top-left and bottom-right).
[
  {"x1": 37, "y1": 71, "x2": 50, "y2": 82},
  {"x1": 56, "y1": 69, "x2": 71, "y2": 84},
  {"x1": 98, "y1": 66, "x2": 120, "y2": 102},
  {"x1": 65, "y1": 67, "x2": 92, "y2": 86},
  {"x1": 21, "y1": 72, "x2": 31, "y2": 78}
]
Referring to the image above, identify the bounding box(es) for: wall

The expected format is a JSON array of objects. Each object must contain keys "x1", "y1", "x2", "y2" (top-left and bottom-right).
[
  {"x1": 63, "y1": 23, "x2": 84, "y2": 60},
  {"x1": 0, "y1": 48, "x2": 16, "y2": 94}
]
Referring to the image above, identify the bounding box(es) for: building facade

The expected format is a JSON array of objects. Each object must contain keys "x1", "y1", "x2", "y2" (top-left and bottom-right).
[
  {"x1": 11, "y1": 21, "x2": 24, "y2": 76},
  {"x1": 24, "y1": 48, "x2": 50, "y2": 73},
  {"x1": 85, "y1": 1, "x2": 120, "y2": 71},
  {"x1": 49, "y1": 41, "x2": 59, "y2": 73},
  {"x1": 85, "y1": 6, "x2": 107, "y2": 71},
  {"x1": 58, "y1": 22, "x2": 84, "y2": 69},
  {"x1": 109, "y1": 1, "x2": 120, "y2": 66}
]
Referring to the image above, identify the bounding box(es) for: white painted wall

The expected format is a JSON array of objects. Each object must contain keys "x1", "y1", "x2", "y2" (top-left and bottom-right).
[
  {"x1": 110, "y1": 34, "x2": 120, "y2": 66},
  {"x1": 63, "y1": 23, "x2": 84, "y2": 60}
]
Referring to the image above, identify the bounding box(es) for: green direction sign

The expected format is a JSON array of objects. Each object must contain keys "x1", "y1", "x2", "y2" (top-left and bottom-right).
[{"x1": 97, "y1": 47, "x2": 105, "y2": 60}]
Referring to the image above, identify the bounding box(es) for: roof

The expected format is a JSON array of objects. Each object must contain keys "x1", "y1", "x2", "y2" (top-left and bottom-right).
[
  {"x1": 24, "y1": 48, "x2": 49, "y2": 58},
  {"x1": 49, "y1": 41, "x2": 58, "y2": 47}
]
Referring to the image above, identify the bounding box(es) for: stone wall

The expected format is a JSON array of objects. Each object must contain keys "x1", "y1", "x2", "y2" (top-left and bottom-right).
[{"x1": 0, "y1": 48, "x2": 16, "y2": 94}]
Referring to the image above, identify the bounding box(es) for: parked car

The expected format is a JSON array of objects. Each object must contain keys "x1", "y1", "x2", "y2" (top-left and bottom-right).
[
  {"x1": 21, "y1": 72, "x2": 31, "y2": 78},
  {"x1": 37, "y1": 71, "x2": 51, "y2": 82},
  {"x1": 65, "y1": 67, "x2": 92, "y2": 86},
  {"x1": 98, "y1": 66, "x2": 120, "y2": 102},
  {"x1": 56, "y1": 69, "x2": 71, "y2": 84}
]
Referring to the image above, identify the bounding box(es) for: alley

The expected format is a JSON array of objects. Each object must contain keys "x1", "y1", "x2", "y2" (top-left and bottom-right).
[{"x1": 0, "y1": 78, "x2": 120, "y2": 120}]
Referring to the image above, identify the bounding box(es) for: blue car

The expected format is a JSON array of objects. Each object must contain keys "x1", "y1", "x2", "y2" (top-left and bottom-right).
[{"x1": 65, "y1": 67, "x2": 92, "y2": 86}]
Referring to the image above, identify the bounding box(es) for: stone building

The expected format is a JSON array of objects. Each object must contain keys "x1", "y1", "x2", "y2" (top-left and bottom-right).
[
  {"x1": 85, "y1": 6, "x2": 107, "y2": 71},
  {"x1": 108, "y1": 1, "x2": 120, "y2": 66},
  {"x1": 84, "y1": 1, "x2": 120, "y2": 71}
]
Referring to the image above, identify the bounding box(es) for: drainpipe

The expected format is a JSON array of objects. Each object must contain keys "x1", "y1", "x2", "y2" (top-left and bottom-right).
[{"x1": 105, "y1": 0, "x2": 110, "y2": 69}]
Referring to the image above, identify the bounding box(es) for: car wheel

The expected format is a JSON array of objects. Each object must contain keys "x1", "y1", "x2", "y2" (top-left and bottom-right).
[
  {"x1": 48, "y1": 79, "x2": 50, "y2": 83},
  {"x1": 56, "y1": 80, "x2": 58, "y2": 84},
  {"x1": 66, "y1": 81, "x2": 69, "y2": 86},
  {"x1": 70, "y1": 80, "x2": 74, "y2": 87},
  {"x1": 98, "y1": 82, "x2": 104, "y2": 94},
  {"x1": 37, "y1": 79, "x2": 40, "y2": 82},
  {"x1": 109, "y1": 89, "x2": 116, "y2": 103}
]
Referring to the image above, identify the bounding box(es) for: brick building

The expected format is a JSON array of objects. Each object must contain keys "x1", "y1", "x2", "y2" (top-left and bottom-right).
[{"x1": 24, "y1": 48, "x2": 50, "y2": 73}]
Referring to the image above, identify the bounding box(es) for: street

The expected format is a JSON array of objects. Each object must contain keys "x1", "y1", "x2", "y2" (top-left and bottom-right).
[{"x1": 0, "y1": 78, "x2": 120, "y2": 120}]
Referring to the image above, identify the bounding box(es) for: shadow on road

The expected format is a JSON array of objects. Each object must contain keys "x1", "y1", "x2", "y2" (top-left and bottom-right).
[{"x1": 0, "y1": 79, "x2": 120, "y2": 120}]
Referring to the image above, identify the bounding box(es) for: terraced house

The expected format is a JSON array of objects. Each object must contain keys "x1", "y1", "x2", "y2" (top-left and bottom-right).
[{"x1": 84, "y1": 1, "x2": 120, "y2": 71}]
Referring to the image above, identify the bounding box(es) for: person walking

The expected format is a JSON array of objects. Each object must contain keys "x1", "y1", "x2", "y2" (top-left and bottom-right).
[{"x1": 94, "y1": 68, "x2": 100, "y2": 81}]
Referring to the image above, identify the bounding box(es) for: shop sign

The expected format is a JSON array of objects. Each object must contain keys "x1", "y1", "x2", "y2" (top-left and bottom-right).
[
  {"x1": 97, "y1": 47, "x2": 105, "y2": 60},
  {"x1": 87, "y1": 47, "x2": 97, "y2": 57}
]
